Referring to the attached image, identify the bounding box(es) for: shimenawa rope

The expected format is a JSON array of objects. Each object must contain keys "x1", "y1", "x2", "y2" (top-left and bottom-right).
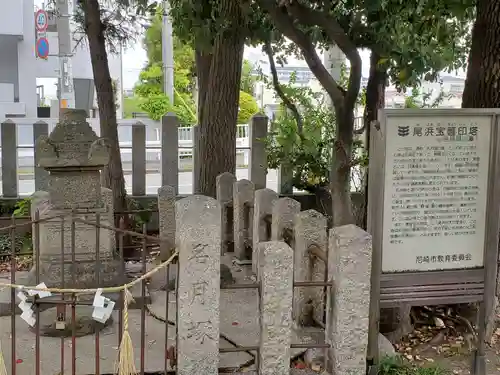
[{"x1": 0, "y1": 249, "x2": 179, "y2": 375}]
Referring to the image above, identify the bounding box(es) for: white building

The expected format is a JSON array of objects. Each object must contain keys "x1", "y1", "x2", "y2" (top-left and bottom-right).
[
  {"x1": 0, "y1": 0, "x2": 123, "y2": 119},
  {"x1": 382, "y1": 75, "x2": 465, "y2": 109},
  {"x1": 255, "y1": 61, "x2": 465, "y2": 116}
]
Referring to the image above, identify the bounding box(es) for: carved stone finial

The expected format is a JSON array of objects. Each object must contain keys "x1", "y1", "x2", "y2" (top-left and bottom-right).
[{"x1": 36, "y1": 109, "x2": 109, "y2": 170}]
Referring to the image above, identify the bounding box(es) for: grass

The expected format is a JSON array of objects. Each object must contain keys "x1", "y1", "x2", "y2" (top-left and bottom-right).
[{"x1": 379, "y1": 356, "x2": 450, "y2": 375}]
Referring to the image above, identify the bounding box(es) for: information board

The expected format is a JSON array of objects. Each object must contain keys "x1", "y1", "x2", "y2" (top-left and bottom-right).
[{"x1": 381, "y1": 114, "x2": 493, "y2": 272}]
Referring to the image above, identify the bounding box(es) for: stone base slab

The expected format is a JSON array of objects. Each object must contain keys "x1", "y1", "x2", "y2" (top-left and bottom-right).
[{"x1": 25, "y1": 256, "x2": 122, "y2": 290}]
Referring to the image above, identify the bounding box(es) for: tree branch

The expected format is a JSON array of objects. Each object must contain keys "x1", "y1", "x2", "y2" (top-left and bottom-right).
[
  {"x1": 263, "y1": 40, "x2": 304, "y2": 138},
  {"x1": 284, "y1": 1, "x2": 362, "y2": 111},
  {"x1": 257, "y1": 0, "x2": 345, "y2": 110}
]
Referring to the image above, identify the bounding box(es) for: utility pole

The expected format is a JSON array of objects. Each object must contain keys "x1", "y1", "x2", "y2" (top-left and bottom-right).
[
  {"x1": 162, "y1": 0, "x2": 174, "y2": 104},
  {"x1": 56, "y1": 0, "x2": 75, "y2": 111}
]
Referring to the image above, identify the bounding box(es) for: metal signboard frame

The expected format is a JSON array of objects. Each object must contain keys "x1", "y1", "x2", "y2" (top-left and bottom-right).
[{"x1": 366, "y1": 109, "x2": 500, "y2": 375}]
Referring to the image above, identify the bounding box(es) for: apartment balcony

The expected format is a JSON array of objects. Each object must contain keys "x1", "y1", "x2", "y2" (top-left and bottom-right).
[{"x1": 0, "y1": 0, "x2": 24, "y2": 37}]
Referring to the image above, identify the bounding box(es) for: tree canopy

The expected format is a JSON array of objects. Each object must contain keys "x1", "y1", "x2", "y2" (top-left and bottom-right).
[{"x1": 132, "y1": 5, "x2": 259, "y2": 125}]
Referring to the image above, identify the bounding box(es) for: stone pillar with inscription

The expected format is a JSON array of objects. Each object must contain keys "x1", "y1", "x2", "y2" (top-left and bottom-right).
[
  {"x1": 271, "y1": 197, "x2": 301, "y2": 246},
  {"x1": 216, "y1": 172, "x2": 236, "y2": 254},
  {"x1": 28, "y1": 109, "x2": 119, "y2": 289},
  {"x1": 252, "y1": 188, "x2": 278, "y2": 273},
  {"x1": 176, "y1": 195, "x2": 221, "y2": 375},
  {"x1": 293, "y1": 209, "x2": 327, "y2": 326},
  {"x1": 258, "y1": 241, "x2": 294, "y2": 375},
  {"x1": 233, "y1": 179, "x2": 254, "y2": 262},
  {"x1": 325, "y1": 225, "x2": 372, "y2": 375}
]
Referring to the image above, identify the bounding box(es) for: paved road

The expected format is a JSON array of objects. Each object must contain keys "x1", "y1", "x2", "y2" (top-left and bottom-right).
[{"x1": 5, "y1": 169, "x2": 280, "y2": 196}]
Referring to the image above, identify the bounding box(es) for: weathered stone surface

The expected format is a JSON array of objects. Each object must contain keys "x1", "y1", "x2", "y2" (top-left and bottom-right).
[
  {"x1": 293, "y1": 210, "x2": 327, "y2": 326},
  {"x1": 378, "y1": 333, "x2": 396, "y2": 357},
  {"x1": 100, "y1": 187, "x2": 116, "y2": 250},
  {"x1": 27, "y1": 208, "x2": 119, "y2": 289},
  {"x1": 29, "y1": 109, "x2": 120, "y2": 292},
  {"x1": 252, "y1": 189, "x2": 278, "y2": 273},
  {"x1": 30, "y1": 190, "x2": 50, "y2": 256},
  {"x1": 271, "y1": 197, "x2": 301, "y2": 245},
  {"x1": 233, "y1": 179, "x2": 254, "y2": 261},
  {"x1": 258, "y1": 241, "x2": 294, "y2": 375},
  {"x1": 37, "y1": 109, "x2": 109, "y2": 169},
  {"x1": 47, "y1": 171, "x2": 102, "y2": 209},
  {"x1": 36, "y1": 109, "x2": 110, "y2": 210},
  {"x1": 325, "y1": 225, "x2": 372, "y2": 375},
  {"x1": 176, "y1": 195, "x2": 221, "y2": 375},
  {"x1": 217, "y1": 172, "x2": 236, "y2": 255},
  {"x1": 157, "y1": 264, "x2": 235, "y2": 292}
]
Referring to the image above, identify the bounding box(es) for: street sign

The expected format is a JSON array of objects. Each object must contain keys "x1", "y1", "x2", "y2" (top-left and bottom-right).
[
  {"x1": 36, "y1": 37, "x2": 49, "y2": 59},
  {"x1": 35, "y1": 9, "x2": 49, "y2": 33}
]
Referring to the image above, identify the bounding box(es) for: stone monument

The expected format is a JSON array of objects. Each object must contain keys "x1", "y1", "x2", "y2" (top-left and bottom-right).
[{"x1": 28, "y1": 109, "x2": 120, "y2": 290}]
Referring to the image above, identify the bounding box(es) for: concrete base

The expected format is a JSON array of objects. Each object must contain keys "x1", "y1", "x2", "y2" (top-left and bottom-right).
[{"x1": 25, "y1": 257, "x2": 122, "y2": 290}]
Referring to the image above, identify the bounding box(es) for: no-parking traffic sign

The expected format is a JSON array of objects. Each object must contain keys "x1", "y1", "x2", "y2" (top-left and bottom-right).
[{"x1": 36, "y1": 37, "x2": 49, "y2": 59}]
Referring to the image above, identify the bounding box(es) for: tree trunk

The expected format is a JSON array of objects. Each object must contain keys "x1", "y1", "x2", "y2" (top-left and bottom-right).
[
  {"x1": 193, "y1": 50, "x2": 212, "y2": 194},
  {"x1": 195, "y1": 50, "x2": 212, "y2": 125},
  {"x1": 194, "y1": 0, "x2": 245, "y2": 197},
  {"x1": 82, "y1": 0, "x2": 127, "y2": 215},
  {"x1": 461, "y1": 0, "x2": 500, "y2": 342},
  {"x1": 330, "y1": 108, "x2": 355, "y2": 226},
  {"x1": 462, "y1": 0, "x2": 500, "y2": 108},
  {"x1": 361, "y1": 51, "x2": 386, "y2": 229}
]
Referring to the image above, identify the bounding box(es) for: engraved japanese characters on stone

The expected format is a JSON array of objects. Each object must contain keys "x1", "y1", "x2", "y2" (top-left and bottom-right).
[{"x1": 176, "y1": 195, "x2": 221, "y2": 375}]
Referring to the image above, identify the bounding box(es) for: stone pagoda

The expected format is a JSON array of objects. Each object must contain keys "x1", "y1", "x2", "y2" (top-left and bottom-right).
[{"x1": 27, "y1": 109, "x2": 121, "y2": 289}]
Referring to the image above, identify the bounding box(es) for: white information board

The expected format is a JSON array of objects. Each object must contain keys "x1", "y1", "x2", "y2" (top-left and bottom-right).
[{"x1": 381, "y1": 115, "x2": 492, "y2": 272}]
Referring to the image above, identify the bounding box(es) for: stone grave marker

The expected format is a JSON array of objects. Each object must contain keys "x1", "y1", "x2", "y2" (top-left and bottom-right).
[
  {"x1": 293, "y1": 209, "x2": 327, "y2": 326},
  {"x1": 176, "y1": 195, "x2": 221, "y2": 375},
  {"x1": 252, "y1": 188, "x2": 278, "y2": 273},
  {"x1": 216, "y1": 172, "x2": 236, "y2": 254},
  {"x1": 325, "y1": 225, "x2": 372, "y2": 375},
  {"x1": 258, "y1": 241, "x2": 294, "y2": 375},
  {"x1": 233, "y1": 179, "x2": 254, "y2": 262}
]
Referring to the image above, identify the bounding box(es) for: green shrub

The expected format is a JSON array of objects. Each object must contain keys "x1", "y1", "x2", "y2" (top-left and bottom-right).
[
  {"x1": 378, "y1": 356, "x2": 450, "y2": 375},
  {"x1": 238, "y1": 91, "x2": 259, "y2": 123}
]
